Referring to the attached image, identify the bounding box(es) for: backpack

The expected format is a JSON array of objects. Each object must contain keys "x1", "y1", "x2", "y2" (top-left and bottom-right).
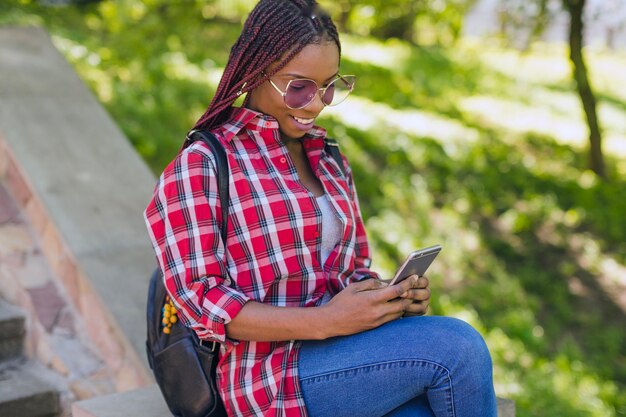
[
  {"x1": 146, "y1": 130, "x2": 345, "y2": 417},
  {"x1": 146, "y1": 130, "x2": 228, "y2": 417}
]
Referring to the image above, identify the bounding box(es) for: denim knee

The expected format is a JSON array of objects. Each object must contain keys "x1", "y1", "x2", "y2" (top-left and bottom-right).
[{"x1": 439, "y1": 317, "x2": 493, "y2": 374}]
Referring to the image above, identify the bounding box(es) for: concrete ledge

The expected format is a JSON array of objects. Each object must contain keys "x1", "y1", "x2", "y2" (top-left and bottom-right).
[
  {"x1": 0, "y1": 26, "x2": 156, "y2": 389},
  {"x1": 497, "y1": 397, "x2": 516, "y2": 417},
  {"x1": 73, "y1": 384, "x2": 516, "y2": 417}
]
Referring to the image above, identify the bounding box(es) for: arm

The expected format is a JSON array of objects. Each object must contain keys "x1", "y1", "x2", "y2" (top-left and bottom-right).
[
  {"x1": 144, "y1": 146, "x2": 249, "y2": 344},
  {"x1": 226, "y1": 278, "x2": 417, "y2": 341}
]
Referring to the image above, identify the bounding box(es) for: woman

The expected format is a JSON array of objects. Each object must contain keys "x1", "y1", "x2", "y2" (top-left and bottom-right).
[{"x1": 144, "y1": 1, "x2": 497, "y2": 416}]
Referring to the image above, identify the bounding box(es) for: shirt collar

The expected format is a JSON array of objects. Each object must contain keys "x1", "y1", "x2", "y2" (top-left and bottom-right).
[{"x1": 216, "y1": 107, "x2": 327, "y2": 146}]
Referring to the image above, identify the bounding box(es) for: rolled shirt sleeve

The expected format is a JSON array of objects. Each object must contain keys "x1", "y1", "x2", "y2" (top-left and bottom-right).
[{"x1": 144, "y1": 145, "x2": 249, "y2": 343}]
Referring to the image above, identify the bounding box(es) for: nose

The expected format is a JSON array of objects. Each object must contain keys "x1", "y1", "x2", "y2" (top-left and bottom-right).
[{"x1": 305, "y1": 91, "x2": 326, "y2": 114}]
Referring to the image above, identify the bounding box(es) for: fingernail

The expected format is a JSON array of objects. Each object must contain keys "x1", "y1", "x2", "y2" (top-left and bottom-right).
[{"x1": 401, "y1": 291, "x2": 408, "y2": 297}]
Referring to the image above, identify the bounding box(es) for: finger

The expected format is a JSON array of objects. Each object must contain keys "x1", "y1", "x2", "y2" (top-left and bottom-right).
[
  {"x1": 403, "y1": 301, "x2": 429, "y2": 316},
  {"x1": 405, "y1": 275, "x2": 427, "y2": 290},
  {"x1": 399, "y1": 288, "x2": 430, "y2": 301},
  {"x1": 379, "y1": 299, "x2": 413, "y2": 321},
  {"x1": 416, "y1": 276, "x2": 429, "y2": 289},
  {"x1": 376, "y1": 278, "x2": 416, "y2": 301},
  {"x1": 389, "y1": 298, "x2": 420, "y2": 320},
  {"x1": 387, "y1": 297, "x2": 414, "y2": 310},
  {"x1": 380, "y1": 309, "x2": 406, "y2": 324},
  {"x1": 396, "y1": 275, "x2": 422, "y2": 298},
  {"x1": 404, "y1": 275, "x2": 420, "y2": 287}
]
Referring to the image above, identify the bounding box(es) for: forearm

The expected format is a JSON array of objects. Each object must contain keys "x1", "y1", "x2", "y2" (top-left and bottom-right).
[
  {"x1": 225, "y1": 279, "x2": 415, "y2": 342},
  {"x1": 225, "y1": 301, "x2": 331, "y2": 342}
]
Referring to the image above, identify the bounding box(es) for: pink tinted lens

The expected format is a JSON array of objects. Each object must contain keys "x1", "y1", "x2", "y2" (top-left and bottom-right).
[
  {"x1": 285, "y1": 79, "x2": 318, "y2": 108},
  {"x1": 322, "y1": 83, "x2": 335, "y2": 106}
]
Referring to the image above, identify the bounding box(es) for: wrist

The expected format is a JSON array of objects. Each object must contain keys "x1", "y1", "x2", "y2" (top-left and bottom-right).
[{"x1": 311, "y1": 304, "x2": 334, "y2": 340}]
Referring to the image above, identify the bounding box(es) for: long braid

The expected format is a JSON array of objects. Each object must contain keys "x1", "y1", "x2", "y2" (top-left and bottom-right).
[{"x1": 191, "y1": 0, "x2": 341, "y2": 134}]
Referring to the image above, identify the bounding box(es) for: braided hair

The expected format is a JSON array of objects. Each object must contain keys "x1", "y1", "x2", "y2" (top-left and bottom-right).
[{"x1": 192, "y1": 0, "x2": 341, "y2": 132}]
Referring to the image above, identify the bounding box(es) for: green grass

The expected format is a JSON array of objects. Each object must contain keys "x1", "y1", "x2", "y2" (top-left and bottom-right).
[{"x1": 2, "y1": 1, "x2": 625, "y2": 416}]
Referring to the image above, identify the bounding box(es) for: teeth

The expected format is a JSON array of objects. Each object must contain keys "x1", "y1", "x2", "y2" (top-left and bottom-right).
[{"x1": 293, "y1": 116, "x2": 314, "y2": 124}]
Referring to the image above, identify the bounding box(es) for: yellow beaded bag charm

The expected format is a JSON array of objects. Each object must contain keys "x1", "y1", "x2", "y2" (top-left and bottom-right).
[{"x1": 162, "y1": 295, "x2": 179, "y2": 334}]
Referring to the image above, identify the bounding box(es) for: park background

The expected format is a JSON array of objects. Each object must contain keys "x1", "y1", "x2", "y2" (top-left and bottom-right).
[{"x1": 1, "y1": 0, "x2": 625, "y2": 416}]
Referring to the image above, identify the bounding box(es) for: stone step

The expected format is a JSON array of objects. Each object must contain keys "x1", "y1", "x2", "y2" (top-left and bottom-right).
[
  {"x1": 0, "y1": 359, "x2": 61, "y2": 417},
  {"x1": 0, "y1": 299, "x2": 25, "y2": 361},
  {"x1": 73, "y1": 384, "x2": 516, "y2": 417},
  {"x1": 72, "y1": 385, "x2": 168, "y2": 417}
]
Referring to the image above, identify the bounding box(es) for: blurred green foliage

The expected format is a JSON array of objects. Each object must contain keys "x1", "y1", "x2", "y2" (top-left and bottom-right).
[
  {"x1": 2, "y1": 1, "x2": 625, "y2": 416},
  {"x1": 319, "y1": 0, "x2": 474, "y2": 45}
]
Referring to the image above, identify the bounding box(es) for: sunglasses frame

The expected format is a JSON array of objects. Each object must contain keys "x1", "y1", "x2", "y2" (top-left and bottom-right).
[{"x1": 266, "y1": 74, "x2": 356, "y2": 110}]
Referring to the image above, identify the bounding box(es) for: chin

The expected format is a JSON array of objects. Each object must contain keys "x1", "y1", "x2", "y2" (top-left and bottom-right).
[{"x1": 280, "y1": 128, "x2": 307, "y2": 140}]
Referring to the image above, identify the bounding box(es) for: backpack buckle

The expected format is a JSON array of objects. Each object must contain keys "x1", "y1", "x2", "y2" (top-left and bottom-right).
[{"x1": 199, "y1": 339, "x2": 219, "y2": 352}]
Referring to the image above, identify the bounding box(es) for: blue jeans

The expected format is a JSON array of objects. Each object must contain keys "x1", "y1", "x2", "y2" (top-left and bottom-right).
[{"x1": 298, "y1": 316, "x2": 497, "y2": 417}]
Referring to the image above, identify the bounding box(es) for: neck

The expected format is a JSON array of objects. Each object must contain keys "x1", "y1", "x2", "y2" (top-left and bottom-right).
[{"x1": 280, "y1": 133, "x2": 304, "y2": 146}]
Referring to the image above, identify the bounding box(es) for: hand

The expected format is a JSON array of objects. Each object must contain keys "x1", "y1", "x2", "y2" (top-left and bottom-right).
[
  {"x1": 399, "y1": 275, "x2": 430, "y2": 317},
  {"x1": 321, "y1": 278, "x2": 415, "y2": 338}
]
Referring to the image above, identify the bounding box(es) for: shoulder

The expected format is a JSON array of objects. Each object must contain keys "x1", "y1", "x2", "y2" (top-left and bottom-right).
[
  {"x1": 156, "y1": 139, "x2": 221, "y2": 186},
  {"x1": 185, "y1": 130, "x2": 229, "y2": 161}
]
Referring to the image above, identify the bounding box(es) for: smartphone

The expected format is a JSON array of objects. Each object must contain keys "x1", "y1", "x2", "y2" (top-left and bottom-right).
[{"x1": 388, "y1": 245, "x2": 442, "y2": 285}]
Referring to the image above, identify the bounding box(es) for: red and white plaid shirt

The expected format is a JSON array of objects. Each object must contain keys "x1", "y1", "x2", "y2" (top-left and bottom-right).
[{"x1": 144, "y1": 107, "x2": 377, "y2": 416}]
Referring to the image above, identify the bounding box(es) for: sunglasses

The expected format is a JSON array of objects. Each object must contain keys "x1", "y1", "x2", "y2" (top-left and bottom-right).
[{"x1": 266, "y1": 74, "x2": 356, "y2": 110}]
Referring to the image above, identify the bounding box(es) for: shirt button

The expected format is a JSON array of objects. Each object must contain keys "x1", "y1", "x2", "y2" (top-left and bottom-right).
[
  {"x1": 280, "y1": 157, "x2": 286, "y2": 163},
  {"x1": 265, "y1": 121, "x2": 272, "y2": 127}
]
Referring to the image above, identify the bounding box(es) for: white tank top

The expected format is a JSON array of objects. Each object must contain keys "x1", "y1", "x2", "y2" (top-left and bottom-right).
[{"x1": 316, "y1": 194, "x2": 342, "y2": 305}]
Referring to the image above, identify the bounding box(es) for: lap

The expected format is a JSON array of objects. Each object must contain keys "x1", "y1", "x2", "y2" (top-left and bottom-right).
[
  {"x1": 297, "y1": 316, "x2": 489, "y2": 417},
  {"x1": 298, "y1": 316, "x2": 486, "y2": 379}
]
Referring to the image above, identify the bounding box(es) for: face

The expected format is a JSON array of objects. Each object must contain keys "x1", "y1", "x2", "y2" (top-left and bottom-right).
[{"x1": 247, "y1": 42, "x2": 340, "y2": 141}]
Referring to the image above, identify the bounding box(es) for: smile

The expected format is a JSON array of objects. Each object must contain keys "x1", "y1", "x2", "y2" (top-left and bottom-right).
[{"x1": 292, "y1": 115, "x2": 315, "y2": 125}]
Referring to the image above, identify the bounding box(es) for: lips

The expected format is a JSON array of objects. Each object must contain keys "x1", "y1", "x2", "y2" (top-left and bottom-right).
[
  {"x1": 289, "y1": 114, "x2": 316, "y2": 132},
  {"x1": 292, "y1": 115, "x2": 315, "y2": 125}
]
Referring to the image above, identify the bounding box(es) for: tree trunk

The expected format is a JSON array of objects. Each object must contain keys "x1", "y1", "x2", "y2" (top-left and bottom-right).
[
  {"x1": 563, "y1": 0, "x2": 605, "y2": 178},
  {"x1": 337, "y1": 2, "x2": 351, "y2": 33}
]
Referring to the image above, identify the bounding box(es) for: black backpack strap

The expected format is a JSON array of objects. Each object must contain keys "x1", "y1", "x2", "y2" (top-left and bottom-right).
[
  {"x1": 187, "y1": 130, "x2": 229, "y2": 243},
  {"x1": 324, "y1": 137, "x2": 346, "y2": 177}
]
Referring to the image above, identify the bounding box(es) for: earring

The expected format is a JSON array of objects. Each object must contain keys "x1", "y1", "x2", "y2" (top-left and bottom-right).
[{"x1": 236, "y1": 81, "x2": 248, "y2": 97}]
